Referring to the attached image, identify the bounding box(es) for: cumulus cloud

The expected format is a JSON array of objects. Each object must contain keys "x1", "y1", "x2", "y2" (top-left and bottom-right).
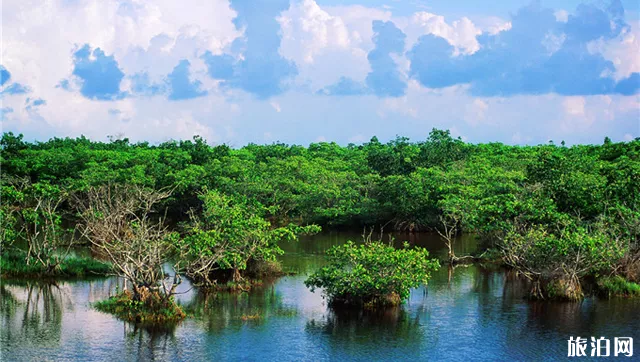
[
  {"x1": 0, "y1": 0, "x2": 638, "y2": 146},
  {"x1": 563, "y1": 96, "x2": 586, "y2": 116},
  {"x1": 591, "y1": 21, "x2": 640, "y2": 81},
  {"x1": 279, "y1": 0, "x2": 351, "y2": 64},
  {"x1": 277, "y1": 0, "x2": 371, "y2": 90},
  {"x1": 405, "y1": 12, "x2": 481, "y2": 55},
  {"x1": 407, "y1": 1, "x2": 639, "y2": 97}
]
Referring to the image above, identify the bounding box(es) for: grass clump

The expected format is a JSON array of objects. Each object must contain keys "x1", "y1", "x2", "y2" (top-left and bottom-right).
[
  {"x1": 94, "y1": 290, "x2": 186, "y2": 324},
  {"x1": 0, "y1": 250, "x2": 112, "y2": 278},
  {"x1": 596, "y1": 276, "x2": 640, "y2": 297}
]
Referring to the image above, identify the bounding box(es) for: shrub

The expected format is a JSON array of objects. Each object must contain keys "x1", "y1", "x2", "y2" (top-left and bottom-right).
[
  {"x1": 305, "y1": 240, "x2": 440, "y2": 307},
  {"x1": 597, "y1": 276, "x2": 640, "y2": 297},
  {"x1": 500, "y1": 220, "x2": 627, "y2": 300}
]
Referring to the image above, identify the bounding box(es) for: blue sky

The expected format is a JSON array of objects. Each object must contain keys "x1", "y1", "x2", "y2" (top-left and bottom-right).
[{"x1": 1, "y1": 0, "x2": 638, "y2": 145}]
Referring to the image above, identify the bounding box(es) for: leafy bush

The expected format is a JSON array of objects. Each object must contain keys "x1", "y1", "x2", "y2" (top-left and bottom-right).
[
  {"x1": 178, "y1": 190, "x2": 320, "y2": 287},
  {"x1": 305, "y1": 240, "x2": 440, "y2": 307},
  {"x1": 597, "y1": 276, "x2": 640, "y2": 297}
]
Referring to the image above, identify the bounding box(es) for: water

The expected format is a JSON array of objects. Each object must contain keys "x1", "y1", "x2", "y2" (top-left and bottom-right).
[{"x1": 2, "y1": 232, "x2": 639, "y2": 361}]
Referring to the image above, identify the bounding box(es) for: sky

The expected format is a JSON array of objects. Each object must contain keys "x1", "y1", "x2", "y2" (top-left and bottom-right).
[{"x1": 1, "y1": 0, "x2": 639, "y2": 146}]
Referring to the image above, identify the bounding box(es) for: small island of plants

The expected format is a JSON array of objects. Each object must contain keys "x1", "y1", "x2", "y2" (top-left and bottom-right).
[{"x1": 305, "y1": 239, "x2": 440, "y2": 307}]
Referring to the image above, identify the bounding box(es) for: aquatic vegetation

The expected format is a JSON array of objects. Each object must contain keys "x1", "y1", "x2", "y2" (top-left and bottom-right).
[
  {"x1": 305, "y1": 240, "x2": 440, "y2": 307},
  {"x1": 0, "y1": 250, "x2": 111, "y2": 277},
  {"x1": 177, "y1": 190, "x2": 320, "y2": 289},
  {"x1": 500, "y1": 220, "x2": 629, "y2": 300},
  {"x1": 94, "y1": 290, "x2": 186, "y2": 324},
  {"x1": 596, "y1": 276, "x2": 640, "y2": 297},
  {"x1": 76, "y1": 185, "x2": 183, "y2": 316}
]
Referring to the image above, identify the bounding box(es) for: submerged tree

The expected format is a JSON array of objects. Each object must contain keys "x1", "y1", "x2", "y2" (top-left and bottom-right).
[
  {"x1": 178, "y1": 190, "x2": 319, "y2": 289},
  {"x1": 76, "y1": 184, "x2": 184, "y2": 321},
  {"x1": 305, "y1": 238, "x2": 440, "y2": 307},
  {"x1": 500, "y1": 218, "x2": 628, "y2": 300}
]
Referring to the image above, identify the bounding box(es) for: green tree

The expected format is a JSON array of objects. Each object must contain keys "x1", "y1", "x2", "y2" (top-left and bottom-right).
[{"x1": 305, "y1": 239, "x2": 440, "y2": 307}]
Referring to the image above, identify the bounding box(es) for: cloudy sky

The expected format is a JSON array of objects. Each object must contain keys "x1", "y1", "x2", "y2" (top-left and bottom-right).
[{"x1": 1, "y1": 0, "x2": 639, "y2": 146}]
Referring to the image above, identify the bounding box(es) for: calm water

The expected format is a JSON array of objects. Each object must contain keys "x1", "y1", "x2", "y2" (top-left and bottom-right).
[{"x1": 1, "y1": 232, "x2": 639, "y2": 361}]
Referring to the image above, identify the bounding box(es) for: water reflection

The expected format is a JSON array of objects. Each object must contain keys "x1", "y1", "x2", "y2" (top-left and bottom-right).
[
  {"x1": 184, "y1": 284, "x2": 299, "y2": 334},
  {"x1": 1, "y1": 280, "x2": 68, "y2": 347},
  {"x1": 306, "y1": 306, "x2": 425, "y2": 345},
  {"x1": 122, "y1": 323, "x2": 179, "y2": 361}
]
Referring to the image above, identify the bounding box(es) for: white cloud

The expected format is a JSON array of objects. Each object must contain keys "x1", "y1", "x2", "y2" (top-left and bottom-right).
[
  {"x1": 558, "y1": 95, "x2": 639, "y2": 136},
  {"x1": 324, "y1": 5, "x2": 393, "y2": 52},
  {"x1": 464, "y1": 98, "x2": 489, "y2": 126},
  {"x1": 554, "y1": 10, "x2": 569, "y2": 23},
  {"x1": 590, "y1": 21, "x2": 640, "y2": 81},
  {"x1": 405, "y1": 12, "x2": 481, "y2": 55},
  {"x1": 279, "y1": 0, "x2": 351, "y2": 64},
  {"x1": 563, "y1": 96, "x2": 586, "y2": 117},
  {"x1": 471, "y1": 16, "x2": 512, "y2": 35},
  {"x1": 279, "y1": 0, "x2": 370, "y2": 88},
  {"x1": 2, "y1": 0, "x2": 638, "y2": 148},
  {"x1": 1, "y1": 0, "x2": 238, "y2": 141}
]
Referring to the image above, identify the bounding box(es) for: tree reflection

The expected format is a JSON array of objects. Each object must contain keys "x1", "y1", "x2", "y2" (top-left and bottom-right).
[
  {"x1": 183, "y1": 283, "x2": 298, "y2": 334},
  {"x1": 305, "y1": 306, "x2": 425, "y2": 347},
  {"x1": 122, "y1": 322, "x2": 179, "y2": 361},
  {"x1": 0, "y1": 280, "x2": 68, "y2": 346}
]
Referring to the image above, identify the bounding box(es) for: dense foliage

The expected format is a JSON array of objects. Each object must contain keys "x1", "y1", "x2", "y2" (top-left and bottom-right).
[
  {"x1": 305, "y1": 240, "x2": 440, "y2": 306},
  {"x1": 178, "y1": 190, "x2": 320, "y2": 288},
  {"x1": 0, "y1": 178, "x2": 111, "y2": 277},
  {"x1": 1, "y1": 130, "x2": 639, "y2": 300}
]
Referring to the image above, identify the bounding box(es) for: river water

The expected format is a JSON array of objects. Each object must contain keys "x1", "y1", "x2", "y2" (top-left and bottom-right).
[{"x1": 1, "y1": 232, "x2": 638, "y2": 361}]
